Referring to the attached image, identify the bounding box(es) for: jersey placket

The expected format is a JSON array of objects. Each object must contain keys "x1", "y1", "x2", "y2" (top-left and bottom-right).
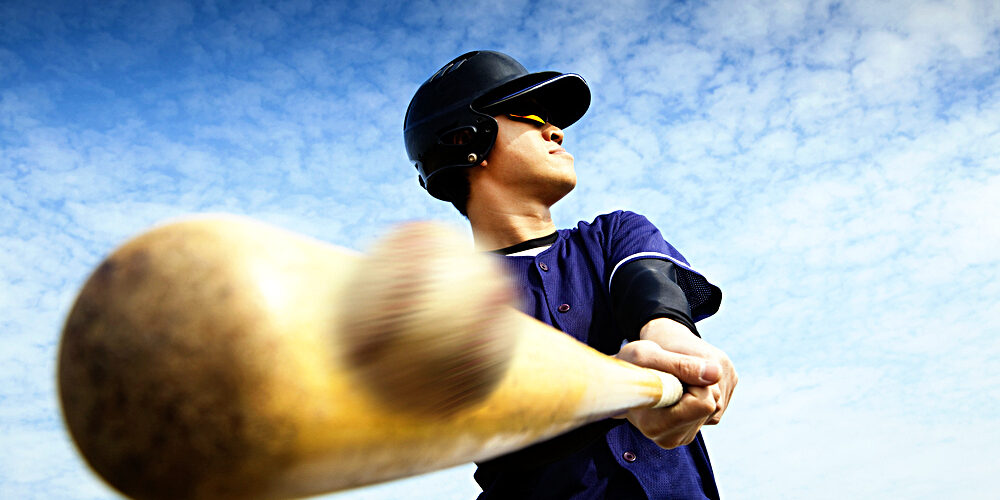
[{"x1": 534, "y1": 255, "x2": 569, "y2": 331}]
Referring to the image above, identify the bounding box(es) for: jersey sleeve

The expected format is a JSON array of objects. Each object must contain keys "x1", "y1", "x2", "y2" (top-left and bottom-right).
[
  {"x1": 610, "y1": 258, "x2": 699, "y2": 339},
  {"x1": 602, "y1": 211, "x2": 722, "y2": 323}
]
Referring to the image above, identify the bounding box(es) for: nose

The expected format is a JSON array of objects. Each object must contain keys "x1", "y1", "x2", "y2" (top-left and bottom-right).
[{"x1": 544, "y1": 125, "x2": 564, "y2": 145}]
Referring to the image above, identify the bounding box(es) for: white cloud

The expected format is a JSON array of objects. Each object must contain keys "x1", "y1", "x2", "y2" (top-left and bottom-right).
[{"x1": 2, "y1": 0, "x2": 999, "y2": 498}]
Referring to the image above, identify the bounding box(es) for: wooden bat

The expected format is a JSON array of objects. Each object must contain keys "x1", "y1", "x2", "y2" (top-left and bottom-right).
[{"x1": 57, "y1": 215, "x2": 683, "y2": 500}]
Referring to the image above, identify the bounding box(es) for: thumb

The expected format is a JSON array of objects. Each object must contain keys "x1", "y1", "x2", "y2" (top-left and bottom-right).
[{"x1": 616, "y1": 340, "x2": 721, "y2": 387}]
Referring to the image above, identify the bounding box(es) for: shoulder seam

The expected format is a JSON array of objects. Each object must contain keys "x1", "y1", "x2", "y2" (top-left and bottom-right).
[{"x1": 608, "y1": 252, "x2": 688, "y2": 293}]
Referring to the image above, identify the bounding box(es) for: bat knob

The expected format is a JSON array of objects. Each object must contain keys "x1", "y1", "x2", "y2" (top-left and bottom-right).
[{"x1": 651, "y1": 370, "x2": 684, "y2": 408}]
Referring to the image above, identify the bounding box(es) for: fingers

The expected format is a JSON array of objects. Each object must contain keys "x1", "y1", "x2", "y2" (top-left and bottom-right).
[
  {"x1": 616, "y1": 338, "x2": 738, "y2": 440},
  {"x1": 705, "y1": 385, "x2": 723, "y2": 425},
  {"x1": 668, "y1": 386, "x2": 717, "y2": 425},
  {"x1": 619, "y1": 323, "x2": 739, "y2": 443},
  {"x1": 628, "y1": 385, "x2": 716, "y2": 449},
  {"x1": 705, "y1": 361, "x2": 738, "y2": 425},
  {"x1": 616, "y1": 340, "x2": 721, "y2": 387}
]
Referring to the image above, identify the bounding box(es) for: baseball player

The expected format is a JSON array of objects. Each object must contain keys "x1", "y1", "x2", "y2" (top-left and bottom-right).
[{"x1": 404, "y1": 51, "x2": 737, "y2": 500}]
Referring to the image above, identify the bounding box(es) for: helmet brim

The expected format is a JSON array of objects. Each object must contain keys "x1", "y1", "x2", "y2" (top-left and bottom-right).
[{"x1": 477, "y1": 72, "x2": 591, "y2": 129}]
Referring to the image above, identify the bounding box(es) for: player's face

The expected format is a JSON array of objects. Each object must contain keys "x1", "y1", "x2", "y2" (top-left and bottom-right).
[{"x1": 485, "y1": 113, "x2": 576, "y2": 205}]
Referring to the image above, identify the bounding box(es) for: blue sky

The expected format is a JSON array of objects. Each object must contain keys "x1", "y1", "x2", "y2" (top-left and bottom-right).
[{"x1": 2, "y1": 0, "x2": 999, "y2": 498}]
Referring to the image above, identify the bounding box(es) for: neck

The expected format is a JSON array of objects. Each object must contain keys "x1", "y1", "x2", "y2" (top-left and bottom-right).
[{"x1": 467, "y1": 196, "x2": 558, "y2": 251}]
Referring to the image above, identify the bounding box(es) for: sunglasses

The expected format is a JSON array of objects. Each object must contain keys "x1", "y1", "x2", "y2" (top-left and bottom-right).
[{"x1": 505, "y1": 109, "x2": 550, "y2": 126}]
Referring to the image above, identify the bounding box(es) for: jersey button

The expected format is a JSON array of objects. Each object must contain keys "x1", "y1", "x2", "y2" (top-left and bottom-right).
[
  {"x1": 538, "y1": 262, "x2": 549, "y2": 271},
  {"x1": 557, "y1": 303, "x2": 571, "y2": 313},
  {"x1": 623, "y1": 451, "x2": 637, "y2": 463}
]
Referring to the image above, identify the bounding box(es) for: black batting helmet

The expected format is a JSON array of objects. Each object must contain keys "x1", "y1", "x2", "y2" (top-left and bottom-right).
[{"x1": 403, "y1": 50, "x2": 590, "y2": 201}]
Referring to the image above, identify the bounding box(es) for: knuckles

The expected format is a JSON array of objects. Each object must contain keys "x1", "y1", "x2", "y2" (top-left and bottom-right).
[
  {"x1": 690, "y1": 395, "x2": 718, "y2": 417},
  {"x1": 616, "y1": 340, "x2": 658, "y2": 367},
  {"x1": 630, "y1": 391, "x2": 717, "y2": 446}
]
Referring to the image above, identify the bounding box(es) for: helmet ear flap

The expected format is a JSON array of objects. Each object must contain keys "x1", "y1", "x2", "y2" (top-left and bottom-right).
[
  {"x1": 438, "y1": 126, "x2": 477, "y2": 146},
  {"x1": 419, "y1": 113, "x2": 498, "y2": 200}
]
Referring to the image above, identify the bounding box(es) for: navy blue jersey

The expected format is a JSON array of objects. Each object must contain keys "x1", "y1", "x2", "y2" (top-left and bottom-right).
[{"x1": 475, "y1": 210, "x2": 722, "y2": 500}]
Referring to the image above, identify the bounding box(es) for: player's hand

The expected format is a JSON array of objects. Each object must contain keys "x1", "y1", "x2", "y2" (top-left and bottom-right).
[
  {"x1": 615, "y1": 339, "x2": 720, "y2": 448},
  {"x1": 639, "y1": 318, "x2": 737, "y2": 425}
]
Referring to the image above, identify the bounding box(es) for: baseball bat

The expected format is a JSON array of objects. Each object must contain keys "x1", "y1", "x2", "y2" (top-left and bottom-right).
[{"x1": 57, "y1": 215, "x2": 682, "y2": 500}]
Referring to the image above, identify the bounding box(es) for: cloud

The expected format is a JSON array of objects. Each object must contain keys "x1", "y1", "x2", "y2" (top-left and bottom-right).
[{"x1": 2, "y1": 0, "x2": 998, "y2": 498}]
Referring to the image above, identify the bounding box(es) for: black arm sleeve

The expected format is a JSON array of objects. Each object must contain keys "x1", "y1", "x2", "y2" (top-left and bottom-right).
[{"x1": 610, "y1": 258, "x2": 698, "y2": 339}]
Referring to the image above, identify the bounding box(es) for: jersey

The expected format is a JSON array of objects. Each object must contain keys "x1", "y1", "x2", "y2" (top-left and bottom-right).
[{"x1": 474, "y1": 210, "x2": 723, "y2": 500}]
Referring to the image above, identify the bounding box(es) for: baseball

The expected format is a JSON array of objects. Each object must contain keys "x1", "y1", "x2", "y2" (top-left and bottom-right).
[{"x1": 338, "y1": 222, "x2": 518, "y2": 415}]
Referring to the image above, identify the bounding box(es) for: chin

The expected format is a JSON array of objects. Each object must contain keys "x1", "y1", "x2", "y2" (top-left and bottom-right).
[{"x1": 542, "y1": 176, "x2": 576, "y2": 206}]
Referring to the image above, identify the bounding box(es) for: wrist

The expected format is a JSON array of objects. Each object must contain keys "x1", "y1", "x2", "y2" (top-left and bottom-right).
[{"x1": 639, "y1": 317, "x2": 694, "y2": 340}]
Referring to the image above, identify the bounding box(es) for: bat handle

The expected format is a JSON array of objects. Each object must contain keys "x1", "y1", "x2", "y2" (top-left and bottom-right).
[{"x1": 650, "y1": 369, "x2": 684, "y2": 408}]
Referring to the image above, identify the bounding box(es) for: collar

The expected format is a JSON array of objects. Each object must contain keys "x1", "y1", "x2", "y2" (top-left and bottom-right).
[{"x1": 490, "y1": 231, "x2": 559, "y2": 256}]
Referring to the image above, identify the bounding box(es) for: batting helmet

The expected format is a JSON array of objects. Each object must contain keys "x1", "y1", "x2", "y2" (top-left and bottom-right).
[{"x1": 403, "y1": 50, "x2": 590, "y2": 201}]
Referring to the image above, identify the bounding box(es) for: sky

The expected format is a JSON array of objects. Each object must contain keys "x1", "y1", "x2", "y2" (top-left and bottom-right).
[{"x1": 1, "y1": 0, "x2": 998, "y2": 498}]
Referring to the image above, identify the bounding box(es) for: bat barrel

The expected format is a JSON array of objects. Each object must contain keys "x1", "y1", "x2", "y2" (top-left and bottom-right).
[{"x1": 57, "y1": 216, "x2": 680, "y2": 499}]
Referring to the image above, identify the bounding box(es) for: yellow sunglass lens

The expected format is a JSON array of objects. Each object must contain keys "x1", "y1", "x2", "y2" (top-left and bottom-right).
[{"x1": 508, "y1": 113, "x2": 546, "y2": 125}]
